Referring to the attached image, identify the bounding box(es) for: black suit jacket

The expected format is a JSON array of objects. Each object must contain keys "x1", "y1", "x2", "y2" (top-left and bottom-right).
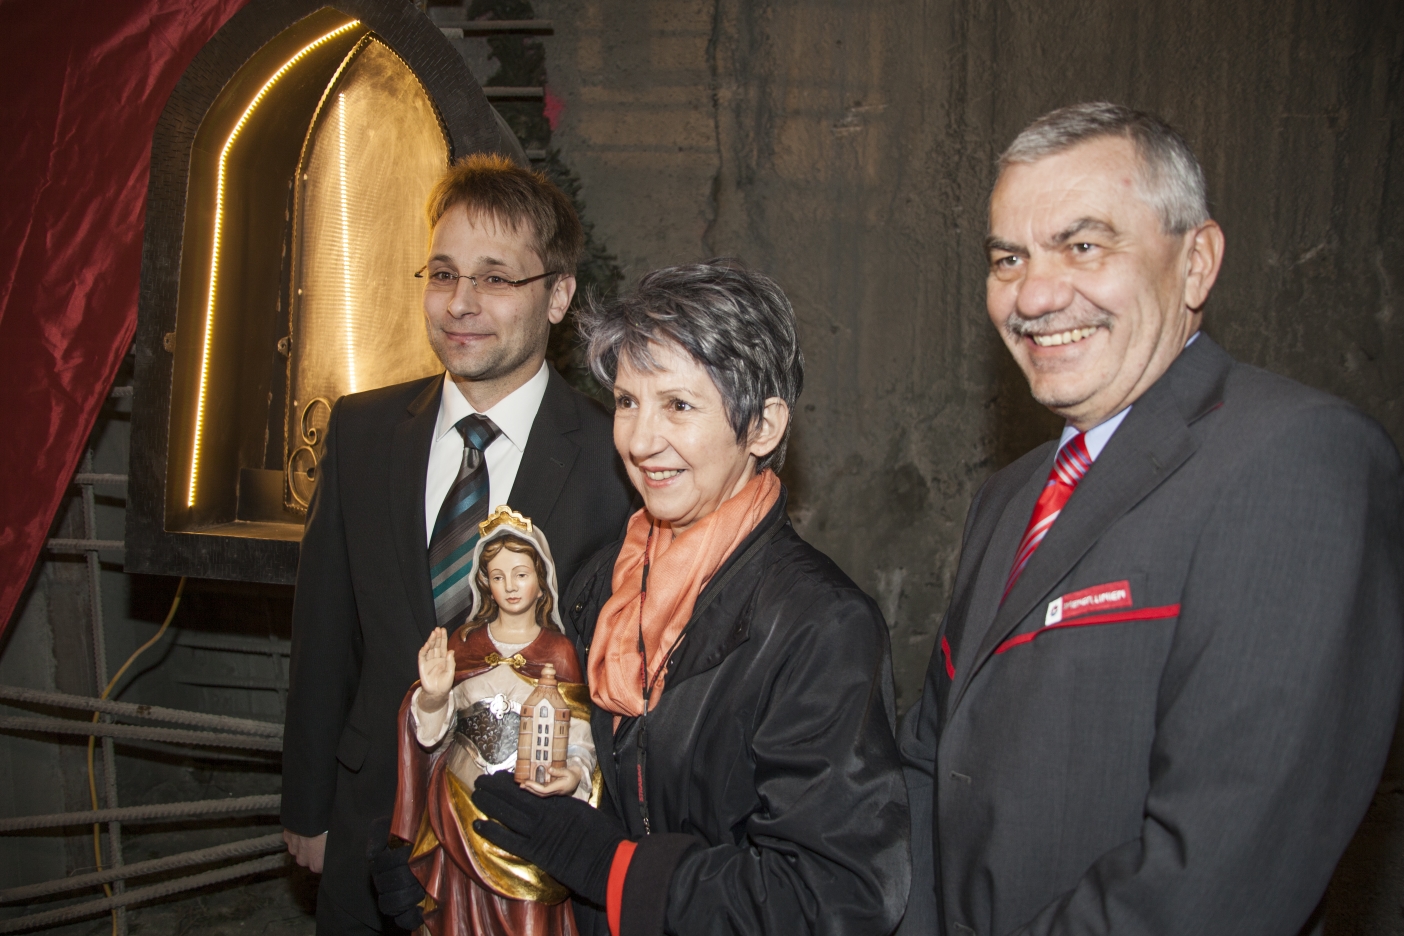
[
  {"x1": 280, "y1": 367, "x2": 633, "y2": 927},
  {"x1": 898, "y1": 336, "x2": 1404, "y2": 936}
]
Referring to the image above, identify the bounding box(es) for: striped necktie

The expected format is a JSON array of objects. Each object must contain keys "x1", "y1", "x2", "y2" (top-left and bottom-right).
[
  {"x1": 1003, "y1": 432, "x2": 1092, "y2": 600},
  {"x1": 429, "y1": 414, "x2": 501, "y2": 629}
]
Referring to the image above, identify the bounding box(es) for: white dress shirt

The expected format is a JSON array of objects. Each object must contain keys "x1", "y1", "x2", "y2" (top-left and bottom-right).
[
  {"x1": 1058, "y1": 407, "x2": 1131, "y2": 462},
  {"x1": 424, "y1": 361, "x2": 550, "y2": 542},
  {"x1": 1054, "y1": 331, "x2": 1200, "y2": 462}
]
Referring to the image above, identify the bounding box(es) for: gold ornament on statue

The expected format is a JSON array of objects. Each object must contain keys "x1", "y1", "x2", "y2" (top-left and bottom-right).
[{"x1": 479, "y1": 505, "x2": 534, "y2": 539}]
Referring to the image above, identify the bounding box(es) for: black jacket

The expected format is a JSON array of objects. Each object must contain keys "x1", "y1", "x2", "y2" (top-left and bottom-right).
[
  {"x1": 563, "y1": 490, "x2": 911, "y2": 936},
  {"x1": 281, "y1": 368, "x2": 634, "y2": 928}
]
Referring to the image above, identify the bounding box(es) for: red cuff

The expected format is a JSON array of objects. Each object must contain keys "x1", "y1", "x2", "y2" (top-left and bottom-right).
[{"x1": 606, "y1": 840, "x2": 637, "y2": 936}]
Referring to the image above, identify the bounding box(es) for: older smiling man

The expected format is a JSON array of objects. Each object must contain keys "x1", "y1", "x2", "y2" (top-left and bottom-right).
[{"x1": 898, "y1": 103, "x2": 1404, "y2": 936}]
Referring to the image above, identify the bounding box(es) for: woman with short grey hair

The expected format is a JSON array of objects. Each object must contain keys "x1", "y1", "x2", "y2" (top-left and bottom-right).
[
  {"x1": 473, "y1": 260, "x2": 911, "y2": 935},
  {"x1": 583, "y1": 261, "x2": 804, "y2": 472}
]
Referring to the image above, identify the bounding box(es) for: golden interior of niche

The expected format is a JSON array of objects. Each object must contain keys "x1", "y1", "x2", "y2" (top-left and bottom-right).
[
  {"x1": 185, "y1": 19, "x2": 363, "y2": 510},
  {"x1": 285, "y1": 36, "x2": 449, "y2": 510}
]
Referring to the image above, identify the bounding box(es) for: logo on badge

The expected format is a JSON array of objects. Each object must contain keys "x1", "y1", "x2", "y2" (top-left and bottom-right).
[{"x1": 1045, "y1": 580, "x2": 1132, "y2": 626}]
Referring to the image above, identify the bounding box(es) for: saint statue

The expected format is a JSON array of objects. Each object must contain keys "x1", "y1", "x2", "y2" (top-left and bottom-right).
[{"x1": 391, "y1": 506, "x2": 596, "y2": 936}]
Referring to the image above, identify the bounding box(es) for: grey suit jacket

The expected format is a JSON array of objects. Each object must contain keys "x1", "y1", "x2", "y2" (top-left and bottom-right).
[
  {"x1": 898, "y1": 335, "x2": 1404, "y2": 936},
  {"x1": 280, "y1": 366, "x2": 633, "y2": 926}
]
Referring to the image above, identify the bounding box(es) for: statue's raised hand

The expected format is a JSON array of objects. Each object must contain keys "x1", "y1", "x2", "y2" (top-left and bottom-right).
[{"x1": 417, "y1": 627, "x2": 454, "y2": 713}]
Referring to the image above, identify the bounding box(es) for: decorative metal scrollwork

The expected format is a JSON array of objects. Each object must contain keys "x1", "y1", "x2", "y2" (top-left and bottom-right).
[{"x1": 285, "y1": 397, "x2": 332, "y2": 510}]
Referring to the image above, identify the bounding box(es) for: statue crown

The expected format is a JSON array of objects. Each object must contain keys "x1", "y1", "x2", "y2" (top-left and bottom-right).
[{"x1": 478, "y1": 505, "x2": 533, "y2": 538}]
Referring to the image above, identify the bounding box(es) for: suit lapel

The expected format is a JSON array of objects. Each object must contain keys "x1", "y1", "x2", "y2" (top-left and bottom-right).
[
  {"x1": 392, "y1": 376, "x2": 443, "y2": 643},
  {"x1": 950, "y1": 336, "x2": 1231, "y2": 714},
  {"x1": 989, "y1": 397, "x2": 1195, "y2": 642},
  {"x1": 507, "y1": 368, "x2": 580, "y2": 528},
  {"x1": 944, "y1": 447, "x2": 1053, "y2": 701}
]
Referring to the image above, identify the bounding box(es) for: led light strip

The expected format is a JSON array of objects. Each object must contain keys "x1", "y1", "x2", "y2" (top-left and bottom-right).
[
  {"x1": 337, "y1": 92, "x2": 358, "y2": 393},
  {"x1": 187, "y1": 21, "x2": 361, "y2": 508}
]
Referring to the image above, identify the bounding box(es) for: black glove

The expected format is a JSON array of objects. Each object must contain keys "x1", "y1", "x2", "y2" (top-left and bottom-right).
[
  {"x1": 471, "y1": 771, "x2": 627, "y2": 905},
  {"x1": 367, "y1": 816, "x2": 425, "y2": 932}
]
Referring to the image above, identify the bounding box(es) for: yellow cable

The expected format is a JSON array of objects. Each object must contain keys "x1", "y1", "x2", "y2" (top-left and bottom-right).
[{"x1": 88, "y1": 576, "x2": 185, "y2": 932}]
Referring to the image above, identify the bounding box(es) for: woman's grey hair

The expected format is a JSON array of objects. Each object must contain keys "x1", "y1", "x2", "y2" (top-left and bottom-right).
[
  {"x1": 999, "y1": 102, "x2": 1209, "y2": 235},
  {"x1": 578, "y1": 259, "x2": 805, "y2": 473}
]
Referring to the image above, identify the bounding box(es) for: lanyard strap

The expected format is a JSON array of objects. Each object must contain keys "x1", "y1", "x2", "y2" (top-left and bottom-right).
[
  {"x1": 636, "y1": 521, "x2": 659, "y2": 710},
  {"x1": 635, "y1": 520, "x2": 656, "y2": 833}
]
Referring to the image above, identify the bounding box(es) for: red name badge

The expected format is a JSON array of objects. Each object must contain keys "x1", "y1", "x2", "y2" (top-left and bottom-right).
[{"x1": 1046, "y1": 580, "x2": 1132, "y2": 626}]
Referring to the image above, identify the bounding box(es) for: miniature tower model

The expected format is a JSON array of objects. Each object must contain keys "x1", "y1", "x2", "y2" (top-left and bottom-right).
[{"x1": 515, "y1": 664, "x2": 571, "y2": 785}]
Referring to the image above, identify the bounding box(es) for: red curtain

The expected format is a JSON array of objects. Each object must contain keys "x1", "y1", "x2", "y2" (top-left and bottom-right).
[{"x1": 0, "y1": 0, "x2": 250, "y2": 635}]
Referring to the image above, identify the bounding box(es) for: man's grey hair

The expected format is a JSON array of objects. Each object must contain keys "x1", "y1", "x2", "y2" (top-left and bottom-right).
[
  {"x1": 578, "y1": 259, "x2": 805, "y2": 473},
  {"x1": 999, "y1": 102, "x2": 1210, "y2": 234}
]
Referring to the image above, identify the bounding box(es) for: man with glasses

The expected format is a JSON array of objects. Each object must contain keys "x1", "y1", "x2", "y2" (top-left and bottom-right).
[{"x1": 280, "y1": 154, "x2": 633, "y2": 934}]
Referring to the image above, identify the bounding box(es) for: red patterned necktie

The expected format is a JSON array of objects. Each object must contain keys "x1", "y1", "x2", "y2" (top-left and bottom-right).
[{"x1": 1003, "y1": 432, "x2": 1092, "y2": 600}]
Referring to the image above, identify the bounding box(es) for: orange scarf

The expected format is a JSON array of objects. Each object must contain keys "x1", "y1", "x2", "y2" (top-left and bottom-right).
[{"x1": 589, "y1": 469, "x2": 781, "y2": 717}]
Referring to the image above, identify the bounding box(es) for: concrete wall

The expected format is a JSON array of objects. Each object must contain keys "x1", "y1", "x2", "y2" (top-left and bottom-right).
[{"x1": 538, "y1": 0, "x2": 1404, "y2": 931}]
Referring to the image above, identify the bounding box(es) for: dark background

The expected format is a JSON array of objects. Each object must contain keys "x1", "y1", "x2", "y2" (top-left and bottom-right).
[{"x1": 2, "y1": 0, "x2": 1400, "y2": 931}]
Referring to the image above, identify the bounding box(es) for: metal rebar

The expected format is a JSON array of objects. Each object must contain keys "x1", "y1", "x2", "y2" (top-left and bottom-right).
[
  {"x1": 173, "y1": 676, "x2": 291, "y2": 692},
  {"x1": 173, "y1": 632, "x2": 290, "y2": 655},
  {"x1": 267, "y1": 618, "x2": 289, "y2": 716},
  {"x1": 434, "y1": 18, "x2": 553, "y2": 33},
  {"x1": 0, "y1": 685, "x2": 283, "y2": 737},
  {"x1": 0, "y1": 716, "x2": 282, "y2": 751},
  {"x1": 0, "y1": 833, "x2": 287, "y2": 903},
  {"x1": 0, "y1": 794, "x2": 281, "y2": 833},
  {"x1": 72, "y1": 473, "x2": 128, "y2": 486},
  {"x1": 274, "y1": 652, "x2": 288, "y2": 714},
  {"x1": 0, "y1": 854, "x2": 286, "y2": 933},
  {"x1": 79, "y1": 451, "x2": 125, "y2": 934},
  {"x1": 44, "y1": 539, "x2": 125, "y2": 554},
  {"x1": 102, "y1": 728, "x2": 126, "y2": 934},
  {"x1": 482, "y1": 87, "x2": 546, "y2": 101}
]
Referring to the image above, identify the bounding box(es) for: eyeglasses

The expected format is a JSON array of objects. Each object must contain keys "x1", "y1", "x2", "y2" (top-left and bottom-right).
[{"x1": 414, "y1": 266, "x2": 559, "y2": 295}]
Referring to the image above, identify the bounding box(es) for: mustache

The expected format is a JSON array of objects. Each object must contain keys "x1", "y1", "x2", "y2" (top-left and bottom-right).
[{"x1": 1002, "y1": 310, "x2": 1113, "y2": 341}]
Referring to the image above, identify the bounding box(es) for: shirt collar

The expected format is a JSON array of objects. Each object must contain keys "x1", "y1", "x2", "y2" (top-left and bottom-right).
[
  {"x1": 434, "y1": 360, "x2": 550, "y2": 451},
  {"x1": 1059, "y1": 407, "x2": 1130, "y2": 461},
  {"x1": 1055, "y1": 331, "x2": 1201, "y2": 461}
]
